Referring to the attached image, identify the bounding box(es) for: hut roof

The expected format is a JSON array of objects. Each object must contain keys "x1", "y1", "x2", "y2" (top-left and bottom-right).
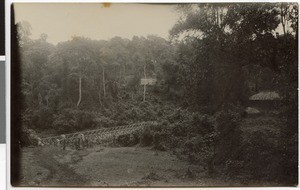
[
  {"x1": 245, "y1": 107, "x2": 261, "y2": 114},
  {"x1": 249, "y1": 91, "x2": 280, "y2": 101}
]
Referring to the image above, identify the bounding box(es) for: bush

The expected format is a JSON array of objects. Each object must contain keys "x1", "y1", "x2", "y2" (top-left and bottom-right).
[
  {"x1": 20, "y1": 126, "x2": 41, "y2": 146},
  {"x1": 240, "y1": 130, "x2": 298, "y2": 185},
  {"x1": 53, "y1": 110, "x2": 77, "y2": 133},
  {"x1": 137, "y1": 110, "x2": 218, "y2": 168},
  {"x1": 171, "y1": 123, "x2": 188, "y2": 137},
  {"x1": 94, "y1": 115, "x2": 115, "y2": 128},
  {"x1": 115, "y1": 133, "x2": 139, "y2": 147},
  {"x1": 139, "y1": 127, "x2": 153, "y2": 146},
  {"x1": 22, "y1": 106, "x2": 54, "y2": 131},
  {"x1": 53, "y1": 109, "x2": 98, "y2": 133},
  {"x1": 153, "y1": 132, "x2": 167, "y2": 151},
  {"x1": 76, "y1": 110, "x2": 97, "y2": 129},
  {"x1": 214, "y1": 110, "x2": 241, "y2": 158},
  {"x1": 182, "y1": 134, "x2": 215, "y2": 164},
  {"x1": 190, "y1": 114, "x2": 214, "y2": 136},
  {"x1": 239, "y1": 131, "x2": 279, "y2": 180},
  {"x1": 136, "y1": 108, "x2": 244, "y2": 176},
  {"x1": 206, "y1": 108, "x2": 243, "y2": 175}
]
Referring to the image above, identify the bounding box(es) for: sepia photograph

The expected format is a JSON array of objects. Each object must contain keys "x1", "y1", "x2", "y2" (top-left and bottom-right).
[{"x1": 10, "y1": 2, "x2": 298, "y2": 187}]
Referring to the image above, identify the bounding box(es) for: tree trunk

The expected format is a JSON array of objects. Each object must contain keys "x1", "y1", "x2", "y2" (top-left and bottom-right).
[
  {"x1": 98, "y1": 86, "x2": 102, "y2": 105},
  {"x1": 216, "y1": 8, "x2": 220, "y2": 27},
  {"x1": 143, "y1": 64, "x2": 146, "y2": 102},
  {"x1": 143, "y1": 84, "x2": 146, "y2": 102},
  {"x1": 98, "y1": 79, "x2": 102, "y2": 106},
  {"x1": 77, "y1": 75, "x2": 82, "y2": 108},
  {"x1": 102, "y1": 66, "x2": 106, "y2": 98},
  {"x1": 280, "y1": 4, "x2": 286, "y2": 36}
]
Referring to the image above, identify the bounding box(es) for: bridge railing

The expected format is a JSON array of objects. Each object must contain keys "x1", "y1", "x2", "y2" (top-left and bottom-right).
[{"x1": 40, "y1": 121, "x2": 158, "y2": 146}]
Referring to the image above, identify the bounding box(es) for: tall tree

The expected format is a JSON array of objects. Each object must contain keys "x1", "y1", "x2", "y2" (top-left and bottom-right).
[{"x1": 171, "y1": 3, "x2": 297, "y2": 110}]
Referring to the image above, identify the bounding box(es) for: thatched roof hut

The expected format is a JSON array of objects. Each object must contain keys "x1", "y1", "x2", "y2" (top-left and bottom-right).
[
  {"x1": 248, "y1": 91, "x2": 280, "y2": 110},
  {"x1": 249, "y1": 91, "x2": 280, "y2": 101}
]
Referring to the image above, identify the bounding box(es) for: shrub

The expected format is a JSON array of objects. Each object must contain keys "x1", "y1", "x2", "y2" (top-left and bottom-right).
[
  {"x1": 139, "y1": 127, "x2": 153, "y2": 146},
  {"x1": 137, "y1": 110, "x2": 218, "y2": 168},
  {"x1": 153, "y1": 132, "x2": 167, "y2": 151},
  {"x1": 240, "y1": 130, "x2": 298, "y2": 185},
  {"x1": 190, "y1": 113, "x2": 215, "y2": 136},
  {"x1": 76, "y1": 110, "x2": 97, "y2": 130},
  {"x1": 53, "y1": 109, "x2": 98, "y2": 133},
  {"x1": 211, "y1": 108, "x2": 242, "y2": 174},
  {"x1": 240, "y1": 131, "x2": 278, "y2": 180},
  {"x1": 53, "y1": 110, "x2": 77, "y2": 133},
  {"x1": 22, "y1": 106, "x2": 54, "y2": 131},
  {"x1": 114, "y1": 129, "x2": 141, "y2": 147},
  {"x1": 94, "y1": 115, "x2": 115, "y2": 128},
  {"x1": 171, "y1": 123, "x2": 188, "y2": 137},
  {"x1": 182, "y1": 135, "x2": 215, "y2": 164},
  {"x1": 20, "y1": 126, "x2": 41, "y2": 146}
]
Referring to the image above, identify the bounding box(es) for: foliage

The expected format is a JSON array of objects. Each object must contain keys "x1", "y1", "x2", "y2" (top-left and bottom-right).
[
  {"x1": 15, "y1": 3, "x2": 298, "y2": 185},
  {"x1": 171, "y1": 3, "x2": 298, "y2": 111},
  {"x1": 138, "y1": 109, "x2": 217, "y2": 168},
  {"x1": 139, "y1": 127, "x2": 154, "y2": 146},
  {"x1": 52, "y1": 109, "x2": 97, "y2": 133},
  {"x1": 17, "y1": 26, "x2": 177, "y2": 134},
  {"x1": 238, "y1": 130, "x2": 297, "y2": 185},
  {"x1": 115, "y1": 132, "x2": 140, "y2": 147},
  {"x1": 213, "y1": 108, "x2": 242, "y2": 174},
  {"x1": 20, "y1": 126, "x2": 40, "y2": 147}
]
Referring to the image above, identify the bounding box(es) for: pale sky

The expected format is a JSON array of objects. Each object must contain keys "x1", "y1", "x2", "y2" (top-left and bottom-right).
[{"x1": 14, "y1": 3, "x2": 180, "y2": 44}]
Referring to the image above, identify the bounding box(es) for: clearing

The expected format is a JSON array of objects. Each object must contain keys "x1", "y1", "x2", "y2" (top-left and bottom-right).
[{"x1": 18, "y1": 146, "x2": 244, "y2": 187}]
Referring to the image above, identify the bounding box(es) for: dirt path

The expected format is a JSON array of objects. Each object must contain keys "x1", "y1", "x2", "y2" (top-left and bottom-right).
[
  {"x1": 19, "y1": 146, "x2": 90, "y2": 187},
  {"x1": 73, "y1": 146, "x2": 205, "y2": 186},
  {"x1": 19, "y1": 146, "x2": 241, "y2": 187}
]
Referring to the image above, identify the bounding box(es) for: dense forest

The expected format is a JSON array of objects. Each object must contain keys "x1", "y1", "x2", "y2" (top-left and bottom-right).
[{"x1": 16, "y1": 3, "x2": 297, "y2": 185}]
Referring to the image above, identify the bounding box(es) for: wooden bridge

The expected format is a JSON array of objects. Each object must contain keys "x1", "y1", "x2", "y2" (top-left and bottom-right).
[{"x1": 40, "y1": 121, "x2": 157, "y2": 147}]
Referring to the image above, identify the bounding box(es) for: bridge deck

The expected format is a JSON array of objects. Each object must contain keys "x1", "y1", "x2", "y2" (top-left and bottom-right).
[{"x1": 40, "y1": 121, "x2": 157, "y2": 146}]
